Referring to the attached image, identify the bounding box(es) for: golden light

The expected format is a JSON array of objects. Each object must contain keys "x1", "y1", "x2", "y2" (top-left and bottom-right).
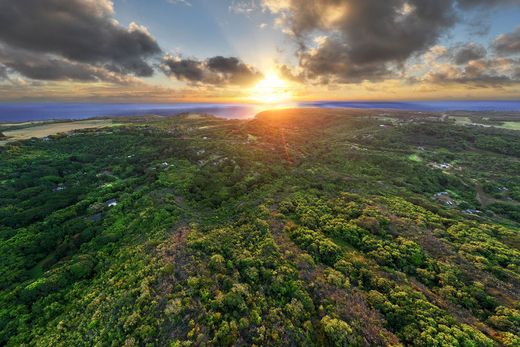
[{"x1": 250, "y1": 73, "x2": 293, "y2": 104}]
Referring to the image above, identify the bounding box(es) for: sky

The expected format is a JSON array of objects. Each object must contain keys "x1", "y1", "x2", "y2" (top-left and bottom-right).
[{"x1": 0, "y1": 0, "x2": 520, "y2": 102}]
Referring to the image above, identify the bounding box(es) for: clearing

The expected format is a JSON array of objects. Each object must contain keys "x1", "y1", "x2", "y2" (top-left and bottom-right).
[
  {"x1": 0, "y1": 119, "x2": 119, "y2": 145},
  {"x1": 496, "y1": 121, "x2": 520, "y2": 131}
]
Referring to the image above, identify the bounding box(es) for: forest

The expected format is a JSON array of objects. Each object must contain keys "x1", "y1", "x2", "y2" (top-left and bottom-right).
[{"x1": 0, "y1": 109, "x2": 519, "y2": 346}]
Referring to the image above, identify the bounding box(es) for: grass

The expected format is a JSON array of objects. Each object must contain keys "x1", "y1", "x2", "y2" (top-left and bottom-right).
[
  {"x1": 450, "y1": 116, "x2": 520, "y2": 131},
  {"x1": 496, "y1": 121, "x2": 520, "y2": 131},
  {"x1": 408, "y1": 154, "x2": 422, "y2": 162},
  {"x1": 450, "y1": 116, "x2": 472, "y2": 125},
  {"x1": 0, "y1": 119, "x2": 120, "y2": 145}
]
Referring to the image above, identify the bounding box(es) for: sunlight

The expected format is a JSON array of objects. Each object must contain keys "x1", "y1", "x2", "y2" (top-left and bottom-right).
[{"x1": 250, "y1": 73, "x2": 293, "y2": 104}]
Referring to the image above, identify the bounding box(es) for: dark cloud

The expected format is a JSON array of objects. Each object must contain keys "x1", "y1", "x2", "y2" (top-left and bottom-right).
[
  {"x1": 265, "y1": 0, "x2": 456, "y2": 82},
  {"x1": 0, "y1": 64, "x2": 7, "y2": 80},
  {"x1": 336, "y1": 0, "x2": 455, "y2": 65},
  {"x1": 493, "y1": 27, "x2": 520, "y2": 55},
  {"x1": 7, "y1": 59, "x2": 99, "y2": 82},
  {"x1": 161, "y1": 58, "x2": 205, "y2": 82},
  {"x1": 424, "y1": 57, "x2": 520, "y2": 87},
  {"x1": 451, "y1": 43, "x2": 487, "y2": 64},
  {"x1": 207, "y1": 56, "x2": 263, "y2": 85},
  {"x1": 0, "y1": 44, "x2": 137, "y2": 84},
  {"x1": 422, "y1": 35, "x2": 520, "y2": 87},
  {"x1": 264, "y1": 0, "x2": 520, "y2": 83},
  {"x1": 161, "y1": 55, "x2": 262, "y2": 86},
  {"x1": 427, "y1": 73, "x2": 513, "y2": 87},
  {"x1": 0, "y1": 0, "x2": 161, "y2": 80},
  {"x1": 208, "y1": 56, "x2": 244, "y2": 74},
  {"x1": 299, "y1": 36, "x2": 392, "y2": 83}
]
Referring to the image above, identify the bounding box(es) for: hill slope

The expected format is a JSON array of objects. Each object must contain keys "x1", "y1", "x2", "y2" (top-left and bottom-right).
[{"x1": 1, "y1": 109, "x2": 519, "y2": 346}]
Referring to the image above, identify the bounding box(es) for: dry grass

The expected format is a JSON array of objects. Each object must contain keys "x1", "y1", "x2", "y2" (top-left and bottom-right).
[{"x1": 0, "y1": 119, "x2": 119, "y2": 145}]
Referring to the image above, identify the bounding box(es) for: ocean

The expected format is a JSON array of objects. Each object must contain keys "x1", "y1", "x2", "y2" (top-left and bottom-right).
[{"x1": 0, "y1": 101, "x2": 519, "y2": 123}]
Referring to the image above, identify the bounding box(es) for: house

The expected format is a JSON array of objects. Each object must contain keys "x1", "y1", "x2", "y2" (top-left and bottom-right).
[
  {"x1": 105, "y1": 198, "x2": 118, "y2": 207},
  {"x1": 433, "y1": 192, "x2": 456, "y2": 206},
  {"x1": 53, "y1": 183, "x2": 66, "y2": 192},
  {"x1": 431, "y1": 162, "x2": 451, "y2": 170},
  {"x1": 462, "y1": 209, "x2": 481, "y2": 215}
]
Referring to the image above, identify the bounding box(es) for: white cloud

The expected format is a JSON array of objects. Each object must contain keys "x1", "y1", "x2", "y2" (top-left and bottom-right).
[
  {"x1": 166, "y1": 0, "x2": 191, "y2": 7},
  {"x1": 229, "y1": 0, "x2": 257, "y2": 15}
]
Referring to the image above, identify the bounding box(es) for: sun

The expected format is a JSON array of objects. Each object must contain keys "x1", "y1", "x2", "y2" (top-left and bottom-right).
[{"x1": 250, "y1": 73, "x2": 293, "y2": 104}]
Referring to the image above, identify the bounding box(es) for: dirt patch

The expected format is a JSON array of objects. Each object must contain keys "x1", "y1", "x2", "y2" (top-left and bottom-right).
[
  {"x1": 156, "y1": 227, "x2": 190, "y2": 285},
  {"x1": 154, "y1": 227, "x2": 195, "y2": 343}
]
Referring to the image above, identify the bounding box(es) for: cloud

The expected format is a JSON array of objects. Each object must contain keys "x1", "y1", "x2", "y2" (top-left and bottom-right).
[
  {"x1": 412, "y1": 38, "x2": 520, "y2": 88},
  {"x1": 0, "y1": 0, "x2": 266, "y2": 89},
  {"x1": 263, "y1": 0, "x2": 456, "y2": 83},
  {"x1": 0, "y1": 44, "x2": 139, "y2": 84},
  {"x1": 451, "y1": 43, "x2": 487, "y2": 65},
  {"x1": 0, "y1": 64, "x2": 7, "y2": 80},
  {"x1": 456, "y1": 0, "x2": 520, "y2": 9},
  {"x1": 278, "y1": 64, "x2": 305, "y2": 83},
  {"x1": 263, "y1": 0, "x2": 520, "y2": 84},
  {"x1": 166, "y1": 0, "x2": 192, "y2": 6},
  {"x1": 422, "y1": 57, "x2": 520, "y2": 87},
  {"x1": 299, "y1": 35, "x2": 392, "y2": 83},
  {"x1": 161, "y1": 55, "x2": 263, "y2": 86},
  {"x1": 161, "y1": 57, "x2": 205, "y2": 82},
  {"x1": 493, "y1": 26, "x2": 520, "y2": 55},
  {"x1": 229, "y1": 0, "x2": 257, "y2": 15},
  {"x1": 0, "y1": 0, "x2": 161, "y2": 81}
]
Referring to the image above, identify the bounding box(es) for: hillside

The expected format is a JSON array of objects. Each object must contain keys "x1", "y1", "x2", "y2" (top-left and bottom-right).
[{"x1": 0, "y1": 109, "x2": 519, "y2": 346}]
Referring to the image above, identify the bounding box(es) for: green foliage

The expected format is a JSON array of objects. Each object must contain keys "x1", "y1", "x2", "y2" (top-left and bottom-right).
[
  {"x1": 287, "y1": 225, "x2": 341, "y2": 266},
  {"x1": 1, "y1": 112, "x2": 519, "y2": 346},
  {"x1": 320, "y1": 315, "x2": 353, "y2": 347}
]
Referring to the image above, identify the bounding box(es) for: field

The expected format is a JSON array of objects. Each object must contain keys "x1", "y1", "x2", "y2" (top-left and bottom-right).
[
  {"x1": 450, "y1": 115, "x2": 473, "y2": 125},
  {"x1": 499, "y1": 121, "x2": 520, "y2": 130},
  {"x1": 0, "y1": 119, "x2": 119, "y2": 145},
  {"x1": 450, "y1": 115, "x2": 520, "y2": 131},
  {"x1": 0, "y1": 109, "x2": 519, "y2": 346}
]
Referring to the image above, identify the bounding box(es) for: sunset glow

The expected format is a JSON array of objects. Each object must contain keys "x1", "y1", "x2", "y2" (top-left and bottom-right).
[
  {"x1": 0, "y1": 1, "x2": 519, "y2": 102},
  {"x1": 249, "y1": 73, "x2": 292, "y2": 104}
]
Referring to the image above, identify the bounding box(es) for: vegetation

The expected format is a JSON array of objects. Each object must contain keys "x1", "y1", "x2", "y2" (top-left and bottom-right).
[{"x1": 0, "y1": 109, "x2": 519, "y2": 346}]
